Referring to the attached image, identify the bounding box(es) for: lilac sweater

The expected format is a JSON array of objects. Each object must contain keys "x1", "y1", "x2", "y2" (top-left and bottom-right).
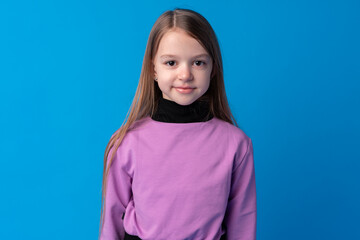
[{"x1": 100, "y1": 116, "x2": 256, "y2": 240}]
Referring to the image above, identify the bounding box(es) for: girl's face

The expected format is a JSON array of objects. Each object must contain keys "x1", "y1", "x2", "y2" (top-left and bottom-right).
[{"x1": 153, "y1": 28, "x2": 213, "y2": 106}]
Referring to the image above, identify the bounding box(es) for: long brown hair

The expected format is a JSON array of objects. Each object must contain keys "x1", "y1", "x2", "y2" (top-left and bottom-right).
[{"x1": 99, "y1": 8, "x2": 238, "y2": 237}]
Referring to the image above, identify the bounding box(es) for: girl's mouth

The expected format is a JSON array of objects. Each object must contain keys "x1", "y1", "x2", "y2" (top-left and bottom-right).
[{"x1": 175, "y1": 87, "x2": 195, "y2": 93}]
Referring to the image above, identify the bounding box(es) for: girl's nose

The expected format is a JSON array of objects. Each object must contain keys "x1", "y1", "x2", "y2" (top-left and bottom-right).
[{"x1": 178, "y1": 64, "x2": 193, "y2": 81}]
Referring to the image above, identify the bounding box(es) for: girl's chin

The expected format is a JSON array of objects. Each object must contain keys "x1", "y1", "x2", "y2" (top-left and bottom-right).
[{"x1": 172, "y1": 98, "x2": 199, "y2": 106}]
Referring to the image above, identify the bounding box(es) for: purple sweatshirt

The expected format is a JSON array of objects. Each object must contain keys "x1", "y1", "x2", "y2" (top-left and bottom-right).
[{"x1": 100, "y1": 116, "x2": 256, "y2": 240}]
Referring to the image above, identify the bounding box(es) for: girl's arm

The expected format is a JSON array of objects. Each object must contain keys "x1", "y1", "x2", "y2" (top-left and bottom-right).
[
  {"x1": 223, "y1": 138, "x2": 257, "y2": 240},
  {"x1": 100, "y1": 139, "x2": 133, "y2": 240}
]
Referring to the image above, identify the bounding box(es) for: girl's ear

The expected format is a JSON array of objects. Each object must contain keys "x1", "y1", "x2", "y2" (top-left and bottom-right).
[
  {"x1": 210, "y1": 60, "x2": 216, "y2": 79},
  {"x1": 210, "y1": 67, "x2": 215, "y2": 79},
  {"x1": 153, "y1": 62, "x2": 158, "y2": 81},
  {"x1": 153, "y1": 70, "x2": 158, "y2": 81}
]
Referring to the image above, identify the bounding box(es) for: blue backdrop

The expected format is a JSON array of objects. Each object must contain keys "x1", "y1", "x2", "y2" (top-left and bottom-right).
[{"x1": 0, "y1": 0, "x2": 359, "y2": 239}]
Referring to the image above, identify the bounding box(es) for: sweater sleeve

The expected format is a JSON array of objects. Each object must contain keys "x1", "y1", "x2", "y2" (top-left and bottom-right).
[
  {"x1": 223, "y1": 137, "x2": 257, "y2": 240},
  {"x1": 100, "y1": 136, "x2": 134, "y2": 240}
]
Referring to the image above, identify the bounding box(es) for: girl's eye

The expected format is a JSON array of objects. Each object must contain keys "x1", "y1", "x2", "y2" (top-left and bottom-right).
[
  {"x1": 194, "y1": 61, "x2": 206, "y2": 66},
  {"x1": 166, "y1": 61, "x2": 176, "y2": 66}
]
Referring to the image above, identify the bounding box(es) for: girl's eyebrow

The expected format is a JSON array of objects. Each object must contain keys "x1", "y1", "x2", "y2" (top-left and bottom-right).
[{"x1": 160, "y1": 54, "x2": 210, "y2": 60}]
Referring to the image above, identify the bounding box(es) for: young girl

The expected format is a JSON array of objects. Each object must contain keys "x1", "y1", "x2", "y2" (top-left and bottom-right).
[{"x1": 99, "y1": 8, "x2": 256, "y2": 240}]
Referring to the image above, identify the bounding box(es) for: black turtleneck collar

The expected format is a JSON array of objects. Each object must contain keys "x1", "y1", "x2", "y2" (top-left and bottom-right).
[{"x1": 151, "y1": 96, "x2": 214, "y2": 123}]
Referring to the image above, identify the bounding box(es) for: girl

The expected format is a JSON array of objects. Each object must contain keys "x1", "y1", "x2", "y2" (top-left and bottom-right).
[{"x1": 99, "y1": 8, "x2": 256, "y2": 240}]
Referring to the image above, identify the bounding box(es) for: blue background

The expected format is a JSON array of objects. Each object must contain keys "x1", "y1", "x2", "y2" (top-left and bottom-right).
[{"x1": 1, "y1": 0, "x2": 359, "y2": 239}]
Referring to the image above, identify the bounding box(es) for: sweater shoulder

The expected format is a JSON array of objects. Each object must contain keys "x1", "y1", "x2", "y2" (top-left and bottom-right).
[
  {"x1": 110, "y1": 117, "x2": 151, "y2": 139},
  {"x1": 214, "y1": 118, "x2": 251, "y2": 144},
  {"x1": 105, "y1": 118, "x2": 150, "y2": 169},
  {"x1": 107, "y1": 117, "x2": 151, "y2": 157}
]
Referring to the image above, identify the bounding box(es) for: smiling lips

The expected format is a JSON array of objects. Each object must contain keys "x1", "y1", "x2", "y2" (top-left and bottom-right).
[{"x1": 175, "y1": 87, "x2": 195, "y2": 93}]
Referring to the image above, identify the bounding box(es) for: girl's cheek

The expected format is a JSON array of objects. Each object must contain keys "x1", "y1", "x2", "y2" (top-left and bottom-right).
[
  {"x1": 162, "y1": 72, "x2": 173, "y2": 79},
  {"x1": 160, "y1": 69, "x2": 173, "y2": 75}
]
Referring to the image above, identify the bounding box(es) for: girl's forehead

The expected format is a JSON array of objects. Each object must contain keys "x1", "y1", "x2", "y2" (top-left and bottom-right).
[{"x1": 155, "y1": 29, "x2": 209, "y2": 58}]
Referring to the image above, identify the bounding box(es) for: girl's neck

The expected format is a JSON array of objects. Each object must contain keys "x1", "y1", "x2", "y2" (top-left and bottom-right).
[{"x1": 151, "y1": 95, "x2": 213, "y2": 123}]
